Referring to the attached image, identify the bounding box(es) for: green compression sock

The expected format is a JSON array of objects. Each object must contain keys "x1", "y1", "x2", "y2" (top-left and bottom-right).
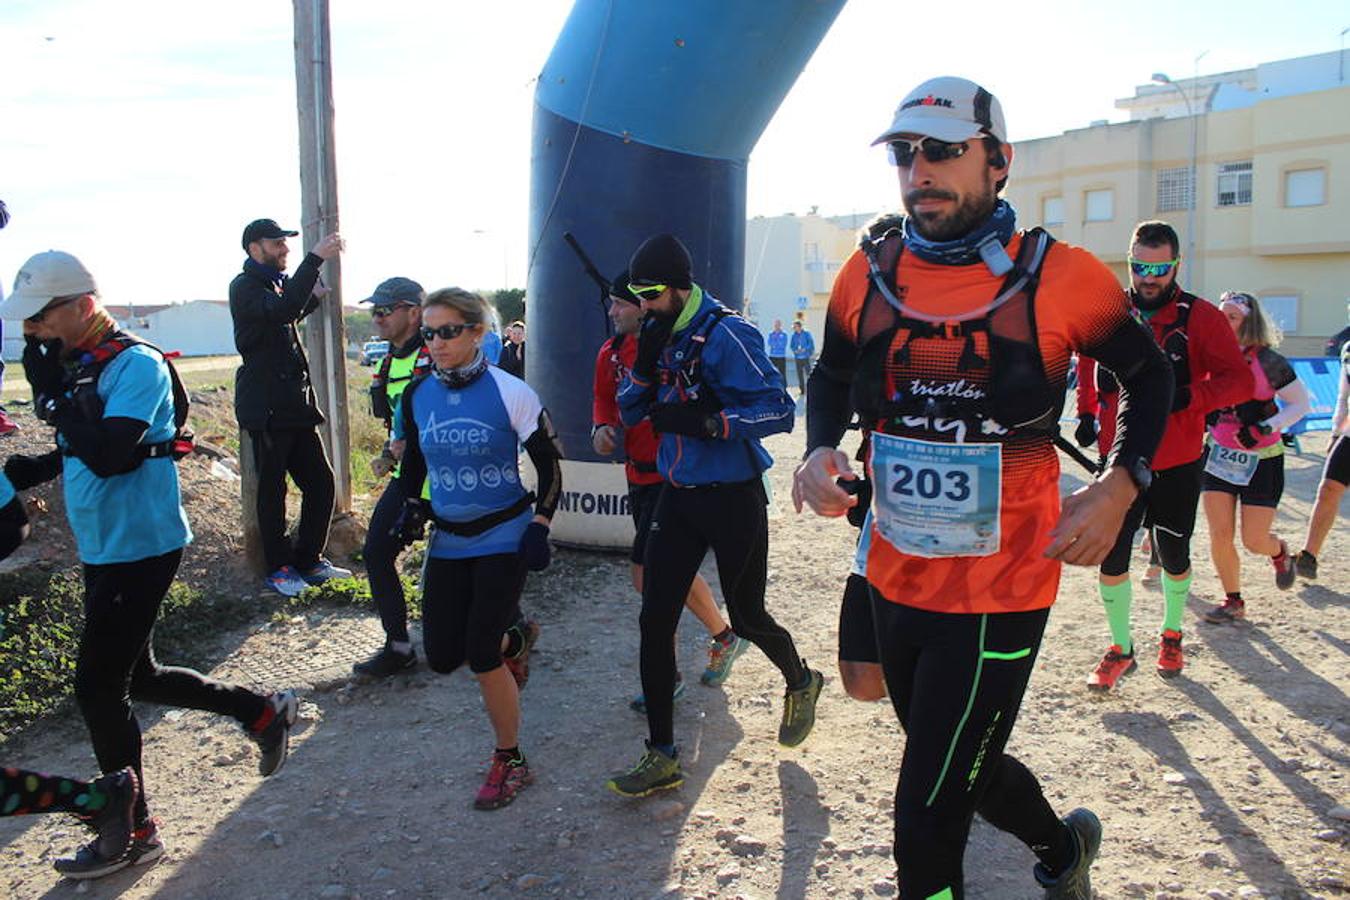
[
  {"x1": 1099, "y1": 580, "x2": 1134, "y2": 656},
  {"x1": 1162, "y1": 571, "x2": 1192, "y2": 634}
]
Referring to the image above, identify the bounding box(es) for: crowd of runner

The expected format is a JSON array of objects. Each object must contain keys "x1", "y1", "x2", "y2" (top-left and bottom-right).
[{"x1": 1, "y1": 74, "x2": 1346, "y2": 899}]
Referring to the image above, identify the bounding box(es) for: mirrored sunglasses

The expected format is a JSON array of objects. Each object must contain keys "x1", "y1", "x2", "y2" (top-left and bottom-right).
[
  {"x1": 628, "y1": 282, "x2": 668, "y2": 301},
  {"x1": 886, "y1": 136, "x2": 970, "y2": 167},
  {"x1": 1128, "y1": 257, "x2": 1179, "y2": 278}
]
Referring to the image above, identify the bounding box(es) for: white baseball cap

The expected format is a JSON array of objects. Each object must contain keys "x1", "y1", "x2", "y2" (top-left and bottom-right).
[
  {"x1": 1, "y1": 250, "x2": 98, "y2": 320},
  {"x1": 873, "y1": 76, "x2": 1008, "y2": 146}
]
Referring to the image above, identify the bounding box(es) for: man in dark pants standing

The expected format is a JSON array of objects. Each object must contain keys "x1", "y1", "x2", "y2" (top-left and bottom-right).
[
  {"x1": 352, "y1": 276, "x2": 429, "y2": 677},
  {"x1": 606, "y1": 234, "x2": 822, "y2": 798},
  {"x1": 230, "y1": 218, "x2": 351, "y2": 597}
]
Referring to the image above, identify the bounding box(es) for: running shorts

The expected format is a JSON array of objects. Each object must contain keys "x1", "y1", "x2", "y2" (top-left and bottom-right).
[
  {"x1": 1325, "y1": 434, "x2": 1350, "y2": 487},
  {"x1": 1202, "y1": 449, "x2": 1285, "y2": 508}
]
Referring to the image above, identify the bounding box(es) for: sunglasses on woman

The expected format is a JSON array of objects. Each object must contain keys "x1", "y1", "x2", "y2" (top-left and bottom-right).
[
  {"x1": 1127, "y1": 257, "x2": 1179, "y2": 278},
  {"x1": 421, "y1": 323, "x2": 473, "y2": 341},
  {"x1": 886, "y1": 137, "x2": 970, "y2": 168}
]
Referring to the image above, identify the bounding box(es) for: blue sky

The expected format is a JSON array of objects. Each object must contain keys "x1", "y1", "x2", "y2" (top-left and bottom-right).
[{"x1": 1, "y1": 0, "x2": 1343, "y2": 306}]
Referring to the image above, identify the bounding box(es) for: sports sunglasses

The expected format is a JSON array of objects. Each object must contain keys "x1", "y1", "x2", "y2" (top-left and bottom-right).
[
  {"x1": 421, "y1": 323, "x2": 472, "y2": 341},
  {"x1": 628, "y1": 282, "x2": 668, "y2": 300},
  {"x1": 1127, "y1": 257, "x2": 1179, "y2": 278},
  {"x1": 886, "y1": 136, "x2": 970, "y2": 167}
]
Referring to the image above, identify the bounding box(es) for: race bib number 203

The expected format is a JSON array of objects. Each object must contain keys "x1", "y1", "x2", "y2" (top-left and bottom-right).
[{"x1": 869, "y1": 433, "x2": 1002, "y2": 559}]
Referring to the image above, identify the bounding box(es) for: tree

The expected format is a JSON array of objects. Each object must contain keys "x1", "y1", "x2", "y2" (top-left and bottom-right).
[
  {"x1": 345, "y1": 308, "x2": 376, "y2": 345},
  {"x1": 491, "y1": 288, "x2": 525, "y2": 327}
]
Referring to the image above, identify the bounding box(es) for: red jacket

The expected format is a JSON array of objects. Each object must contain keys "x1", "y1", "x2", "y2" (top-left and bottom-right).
[
  {"x1": 1082, "y1": 291, "x2": 1252, "y2": 471},
  {"x1": 592, "y1": 334, "x2": 662, "y2": 486}
]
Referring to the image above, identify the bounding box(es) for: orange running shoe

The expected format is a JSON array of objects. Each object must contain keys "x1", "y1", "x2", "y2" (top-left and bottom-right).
[
  {"x1": 1087, "y1": 646, "x2": 1136, "y2": 692},
  {"x1": 1157, "y1": 630, "x2": 1184, "y2": 678}
]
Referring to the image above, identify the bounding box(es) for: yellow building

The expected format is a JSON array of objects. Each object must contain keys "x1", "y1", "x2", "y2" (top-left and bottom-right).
[{"x1": 1005, "y1": 51, "x2": 1350, "y2": 355}]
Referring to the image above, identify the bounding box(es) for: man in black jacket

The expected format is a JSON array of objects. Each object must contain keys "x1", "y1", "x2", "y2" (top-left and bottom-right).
[{"x1": 229, "y1": 217, "x2": 349, "y2": 597}]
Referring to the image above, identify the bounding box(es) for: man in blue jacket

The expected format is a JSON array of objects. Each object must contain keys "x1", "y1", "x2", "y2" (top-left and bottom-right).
[
  {"x1": 765, "y1": 319, "x2": 789, "y2": 387},
  {"x1": 789, "y1": 320, "x2": 815, "y2": 396},
  {"x1": 606, "y1": 234, "x2": 823, "y2": 798}
]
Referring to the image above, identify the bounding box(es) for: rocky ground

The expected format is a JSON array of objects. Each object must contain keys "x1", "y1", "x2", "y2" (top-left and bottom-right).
[{"x1": 0, "y1": 402, "x2": 1345, "y2": 899}]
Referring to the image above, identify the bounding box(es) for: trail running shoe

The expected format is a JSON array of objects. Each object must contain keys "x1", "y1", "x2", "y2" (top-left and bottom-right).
[
  {"x1": 1272, "y1": 542, "x2": 1296, "y2": 591},
  {"x1": 124, "y1": 819, "x2": 166, "y2": 867},
  {"x1": 1157, "y1": 630, "x2": 1184, "y2": 678},
  {"x1": 251, "y1": 689, "x2": 299, "y2": 776},
  {"x1": 630, "y1": 674, "x2": 686, "y2": 714},
  {"x1": 473, "y1": 750, "x2": 533, "y2": 810},
  {"x1": 778, "y1": 667, "x2": 824, "y2": 748},
  {"x1": 504, "y1": 619, "x2": 541, "y2": 689},
  {"x1": 352, "y1": 643, "x2": 416, "y2": 679},
  {"x1": 300, "y1": 558, "x2": 353, "y2": 585},
  {"x1": 605, "y1": 743, "x2": 683, "y2": 797},
  {"x1": 1086, "y1": 646, "x2": 1136, "y2": 692},
  {"x1": 1294, "y1": 550, "x2": 1318, "y2": 580},
  {"x1": 52, "y1": 768, "x2": 138, "y2": 880},
  {"x1": 263, "y1": 565, "x2": 310, "y2": 598},
  {"x1": 1034, "y1": 807, "x2": 1102, "y2": 899},
  {"x1": 700, "y1": 633, "x2": 749, "y2": 686},
  {"x1": 1203, "y1": 599, "x2": 1245, "y2": 624},
  {"x1": 0, "y1": 409, "x2": 19, "y2": 436}
]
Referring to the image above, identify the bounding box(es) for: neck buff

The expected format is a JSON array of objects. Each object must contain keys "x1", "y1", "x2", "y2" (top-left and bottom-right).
[
  {"x1": 71, "y1": 309, "x2": 117, "y2": 354},
  {"x1": 1129, "y1": 281, "x2": 1178, "y2": 314},
  {"x1": 433, "y1": 350, "x2": 488, "y2": 388},
  {"x1": 902, "y1": 199, "x2": 1017, "y2": 266},
  {"x1": 243, "y1": 257, "x2": 285, "y2": 288}
]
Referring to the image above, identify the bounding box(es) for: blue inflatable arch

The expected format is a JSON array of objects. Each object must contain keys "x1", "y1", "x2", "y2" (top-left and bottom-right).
[{"x1": 527, "y1": 0, "x2": 846, "y2": 547}]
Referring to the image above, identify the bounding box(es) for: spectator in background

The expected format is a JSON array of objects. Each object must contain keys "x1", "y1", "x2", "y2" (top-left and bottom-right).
[
  {"x1": 789, "y1": 319, "x2": 815, "y2": 396},
  {"x1": 766, "y1": 318, "x2": 789, "y2": 386},
  {"x1": 500, "y1": 319, "x2": 526, "y2": 378},
  {"x1": 228, "y1": 218, "x2": 351, "y2": 597},
  {"x1": 482, "y1": 313, "x2": 504, "y2": 366}
]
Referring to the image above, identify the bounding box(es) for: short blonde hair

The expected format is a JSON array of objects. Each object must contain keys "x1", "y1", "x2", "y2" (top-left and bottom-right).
[
  {"x1": 424, "y1": 287, "x2": 488, "y2": 325},
  {"x1": 1220, "y1": 291, "x2": 1282, "y2": 349}
]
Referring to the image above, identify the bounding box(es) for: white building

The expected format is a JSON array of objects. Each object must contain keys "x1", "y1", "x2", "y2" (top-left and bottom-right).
[{"x1": 2, "y1": 299, "x2": 236, "y2": 361}]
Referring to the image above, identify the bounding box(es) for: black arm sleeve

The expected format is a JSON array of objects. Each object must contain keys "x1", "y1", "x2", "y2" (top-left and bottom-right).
[
  {"x1": 52, "y1": 411, "x2": 151, "y2": 478},
  {"x1": 0, "y1": 495, "x2": 31, "y2": 561},
  {"x1": 1082, "y1": 318, "x2": 1173, "y2": 473},
  {"x1": 523, "y1": 410, "x2": 563, "y2": 521},
  {"x1": 805, "y1": 312, "x2": 857, "y2": 455},
  {"x1": 394, "y1": 383, "x2": 428, "y2": 496}
]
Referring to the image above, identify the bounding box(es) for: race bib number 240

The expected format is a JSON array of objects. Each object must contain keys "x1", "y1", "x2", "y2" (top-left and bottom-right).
[{"x1": 869, "y1": 433, "x2": 1002, "y2": 559}]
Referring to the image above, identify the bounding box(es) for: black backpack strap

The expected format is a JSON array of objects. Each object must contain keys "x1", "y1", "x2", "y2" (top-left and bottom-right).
[{"x1": 431, "y1": 491, "x2": 537, "y2": 537}]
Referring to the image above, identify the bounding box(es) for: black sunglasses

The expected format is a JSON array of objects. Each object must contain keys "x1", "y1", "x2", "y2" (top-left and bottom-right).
[
  {"x1": 886, "y1": 136, "x2": 970, "y2": 168},
  {"x1": 421, "y1": 323, "x2": 473, "y2": 341},
  {"x1": 25, "y1": 294, "x2": 83, "y2": 324},
  {"x1": 371, "y1": 304, "x2": 415, "y2": 319}
]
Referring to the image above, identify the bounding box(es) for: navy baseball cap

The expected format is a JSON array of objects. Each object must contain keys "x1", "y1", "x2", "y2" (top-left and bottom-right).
[{"x1": 362, "y1": 276, "x2": 425, "y2": 307}]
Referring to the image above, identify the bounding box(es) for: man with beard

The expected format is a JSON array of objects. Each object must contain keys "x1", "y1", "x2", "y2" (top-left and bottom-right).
[
  {"x1": 1079, "y1": 220, "x2": 1251, "y2": 689},
  {"x1": 230, "y1": 218, "x2": 350, "y2": 597},
  {"x1": 793, "y1": 77, "x2": 1172, "y2": 898},
  {"x1": 606, "y1": 234, "x2": 821, "y2": 798}
]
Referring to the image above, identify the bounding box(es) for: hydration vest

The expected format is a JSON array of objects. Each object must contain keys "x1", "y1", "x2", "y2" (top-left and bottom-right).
[
  {"x1": 1096, "y1": 290, "x2": 1193, "y2": 398},
  {"x1": 370, "y1": 339, "x2": 433, "y2": 425},
  {"x1": 68, "y1": 331, "x2": 194, "y2": 465},
  {"x1": 852, "y1": 220, "x2": 1061, "y2": 438},
  {"x1": 658, "y1": 305, "x2": 737, "y2": 405}
]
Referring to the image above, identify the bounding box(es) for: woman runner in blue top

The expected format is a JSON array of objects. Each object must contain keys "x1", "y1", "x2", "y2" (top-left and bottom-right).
[{"x1": 393, "y1": 287, "x2": 562, "y2": 810}]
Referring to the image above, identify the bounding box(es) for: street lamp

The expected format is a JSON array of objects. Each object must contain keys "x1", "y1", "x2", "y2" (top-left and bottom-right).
[{"x1": 1152, "y1": 71, "x2": 1198, "y2": 274}]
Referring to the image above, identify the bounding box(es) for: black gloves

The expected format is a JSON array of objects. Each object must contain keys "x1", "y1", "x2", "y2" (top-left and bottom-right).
[
  {"x1": 390, "y1": 498, "x2": 430, "y2": 546},
  {"x1": 837, "y1": 476, "x2": 873, "y2": 528},
  {"x1": 1170, "y1": 385, "x2": 1192, "y2": 413},
  {"x1": 1233, "y1": 399, "x2": 1271, "y2": 426},
  {"x1": 23, "y1": 337, "x2": 66, "y2": 421},
  {"x1": 4, "y1": 451, "x2": 64, "y2": 491},
  {"x1": 648, "y1": 401, "x2": 722, "y2": 439},
  {"x1": 1074, "y1": 413, "x2": 1098, "y2": 449},
  {"x1": 633, "y1": 314, "x2": 674, "y2": 379},
  {"x1": 518, "y1": 521, "x2": 551, "y2": 571},
  {"x1": 1236, "y1": 423, "x2": 1270, "y2": 449}
]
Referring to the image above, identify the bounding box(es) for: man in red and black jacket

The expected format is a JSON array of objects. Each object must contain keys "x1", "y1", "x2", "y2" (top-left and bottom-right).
[
  {"x1": 591, "y1": 270, "x2": 746, "y2": 709},
  {"x1": 1081, "y1": 220, "x2": 1252, "y2": 690}
]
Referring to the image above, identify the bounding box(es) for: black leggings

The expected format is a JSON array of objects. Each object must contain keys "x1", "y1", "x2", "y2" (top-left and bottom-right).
[
  {"x1": 77, "y1": 550, "x2": 266, "y2": 821},
  {"x1": 248, "y1": 427, "x2": 336, "y2": 572},
  {"x1": 1100, "y1": 459, "x2": 1203, "y2": 577},
  {"x1": 639, "y1": 479, "x2": 805, "y2": 747},
  {"x1": 872, "y1": 595, "x2": 1065, "y2": 899},
  {"x1": 421, "y1": 554, "x2": 526, "y2": 675},
  {"x1": 1, "y1": 767, "x2": 105, "y2": 817},
  {"x1": 363, "y1": 476, "x2": 411, "y2": 643}
]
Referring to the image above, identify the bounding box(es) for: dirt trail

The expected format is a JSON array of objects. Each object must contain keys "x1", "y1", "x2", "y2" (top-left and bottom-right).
[{"x1": 0, "y1": 427, "x2": 1346, "y2": 899}]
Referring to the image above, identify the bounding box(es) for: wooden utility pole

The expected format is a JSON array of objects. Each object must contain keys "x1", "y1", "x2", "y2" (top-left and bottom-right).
[{"x1": 293, "y1": 0, "x2": 352, "y2": 512}]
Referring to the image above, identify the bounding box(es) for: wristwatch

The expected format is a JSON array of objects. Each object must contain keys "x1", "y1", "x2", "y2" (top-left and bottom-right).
[{"x1": 1114, "y1": 456, "x2": 1153, "y2": 493}]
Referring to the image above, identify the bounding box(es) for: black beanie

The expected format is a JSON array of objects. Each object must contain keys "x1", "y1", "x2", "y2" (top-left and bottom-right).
[
  {"x1": 629, "y1": 233, "x2": 693, "y2": 290},
  {"x1": 609, "y1": 268, "x2": 640, "y2": 305}
]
